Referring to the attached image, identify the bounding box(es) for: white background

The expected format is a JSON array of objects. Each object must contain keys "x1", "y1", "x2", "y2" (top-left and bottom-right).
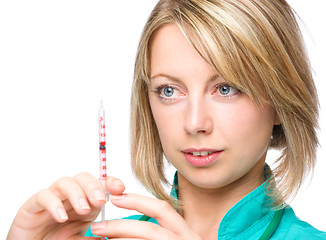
[{"x1": 0, "y1": 0, "x2": 325, "y2": 238}]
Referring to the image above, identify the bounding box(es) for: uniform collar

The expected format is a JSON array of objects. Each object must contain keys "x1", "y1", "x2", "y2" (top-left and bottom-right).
[{"x1": 171, "y1": 165, "x2": 278, "y2": 240}]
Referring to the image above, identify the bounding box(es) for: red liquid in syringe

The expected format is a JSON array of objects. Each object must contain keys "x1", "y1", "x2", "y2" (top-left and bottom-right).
[{"x1": 99, "y1": 103, "x2": 107, "y2": 180}]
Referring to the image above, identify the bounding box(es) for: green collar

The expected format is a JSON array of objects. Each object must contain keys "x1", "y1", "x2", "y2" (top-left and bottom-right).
[{"x1": 170, "y1": 166, "x2": 282, "y2": 240}]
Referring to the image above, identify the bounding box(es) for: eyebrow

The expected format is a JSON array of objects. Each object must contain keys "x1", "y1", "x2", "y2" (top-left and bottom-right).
[
  {"x1": 150, "y1": 73, "x2": 182, "y2": 83},
  {"x1": 150, "y1": 73, "x2": 221, "y2": 83}
]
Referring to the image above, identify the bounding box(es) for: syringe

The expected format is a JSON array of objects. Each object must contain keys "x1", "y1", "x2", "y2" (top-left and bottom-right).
[{"x1": 98, "y1": 101, "x2": 107, "y2": 240}]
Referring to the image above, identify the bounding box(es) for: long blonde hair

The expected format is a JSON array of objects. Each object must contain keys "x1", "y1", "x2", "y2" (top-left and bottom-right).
[{"x1": 130, "y1": 0, "x2": 319, "y2": 208}]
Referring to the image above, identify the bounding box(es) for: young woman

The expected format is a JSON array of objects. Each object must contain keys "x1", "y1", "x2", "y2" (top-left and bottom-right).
[{"x1": 7, "y1": 0, "x2": 326, "y2": 239}]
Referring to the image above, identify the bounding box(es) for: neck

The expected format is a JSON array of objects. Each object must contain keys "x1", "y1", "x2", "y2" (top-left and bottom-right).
[{"x1": 178, "y1": 160, "x2": 265, "y2": 239}]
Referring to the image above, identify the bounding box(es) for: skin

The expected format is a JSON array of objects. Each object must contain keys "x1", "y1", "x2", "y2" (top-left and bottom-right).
[
  {"x1": 148, "y1": 24, "x2": 279, "y2": 238},
  {"x1": 7, "y1": 173, "x2": 122, "y2": 239},
  {"x1": 7, "y1": 24, "x2": 279, "y2": 240}
]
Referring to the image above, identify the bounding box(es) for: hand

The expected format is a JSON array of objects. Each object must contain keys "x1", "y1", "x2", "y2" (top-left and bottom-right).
[
  {"x1": 91, "y1": 193, "x2": 202, "y2": 240},
  {"x1": 7, "y1": 173, "x2": 125, "y2": 240}
]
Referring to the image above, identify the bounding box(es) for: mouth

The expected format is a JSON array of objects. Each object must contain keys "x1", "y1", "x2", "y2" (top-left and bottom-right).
[
  {"x1": 186, "y1": 151, "x2": 215, "y2": 157},
  {"x1": 182, "y1": 149, "x2": 223, "y2": 167}
]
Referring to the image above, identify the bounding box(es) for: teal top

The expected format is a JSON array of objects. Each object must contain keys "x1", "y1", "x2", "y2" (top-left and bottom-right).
[{"x1": 85, "y1": 171, "x2": 326, "y2": 239}]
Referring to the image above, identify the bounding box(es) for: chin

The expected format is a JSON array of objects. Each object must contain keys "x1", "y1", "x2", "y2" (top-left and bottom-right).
[{"x1": 181, "y1": 166, "x2": 237, "y2": 190}]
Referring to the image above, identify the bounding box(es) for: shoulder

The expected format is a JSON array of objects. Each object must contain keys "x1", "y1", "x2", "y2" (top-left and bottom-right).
[{"x1": 272, "y1": 206, "x2": 326, "y2": 239}]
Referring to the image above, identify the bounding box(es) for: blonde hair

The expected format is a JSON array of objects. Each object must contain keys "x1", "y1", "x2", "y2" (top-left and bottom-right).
[{"x1": 130, "y1": 0, "x2": 319, "y2": 208}]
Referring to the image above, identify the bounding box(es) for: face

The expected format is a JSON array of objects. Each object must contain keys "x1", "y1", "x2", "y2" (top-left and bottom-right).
[{"x1": 148, "y1": 24, "x2": 277, "y2": 190}]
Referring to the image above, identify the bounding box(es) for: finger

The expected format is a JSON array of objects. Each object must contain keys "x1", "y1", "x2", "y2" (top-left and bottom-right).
[
  {"x1": 109, "y1": 194, "x2": 198, "y2": 239},
  {"x1": 59, "y1": 221, "x2": 100, "y2": 240},
  {"x1": 108, "y1": 239, "x2": 142, "y2": 240},
  {"x1": 74, "y1": 172, "x2": 107, "y2": 208},
  {"x1": 69, "y1": 238, "x2": 99, "y2": 240},
  {"x1": 91, "y1": 219, "x2": 179, "y2": 240},
  {"x1": 74, "y1": 173, "x2": 125, "y2": 207},
  {"x1": 49, "y1": 176, "x2": 91, "y2": 215},
  {"x1": 109, "y1": 239, "x2": 143, "y2": 240},
  {"x1": 106, "y1": 176, "x2": 125, "y2": 195},
  {"x1": 24, "y1": 189, "x2": 69, "y2": 223}
]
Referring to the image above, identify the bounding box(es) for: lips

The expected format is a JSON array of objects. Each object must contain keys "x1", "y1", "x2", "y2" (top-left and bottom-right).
[{"x1": 182, "y1": 148, "x2": 223, "y2": 166}]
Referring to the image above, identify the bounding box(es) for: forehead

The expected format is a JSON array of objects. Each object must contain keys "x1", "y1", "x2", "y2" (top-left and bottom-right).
[
  {"x1": 150, "y1": 24, "x2": 196, "y2": 62},
  {"x1": 150, "y1": 24, "x2": 218, "y2": 79}
]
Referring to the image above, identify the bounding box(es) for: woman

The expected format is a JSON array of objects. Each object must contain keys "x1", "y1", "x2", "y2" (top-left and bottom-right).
[{"x1": 7, "y1": 0, "x2": 326, "y2": 239}]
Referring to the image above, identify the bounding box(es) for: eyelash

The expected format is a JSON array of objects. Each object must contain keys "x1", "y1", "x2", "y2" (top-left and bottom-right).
[
  {"x1": 213, "y1": 83, "x2": 241, "y2": 98},
  {"x1": 152, "y1": 83, "x2": 241, "y2": 102},
  {"x1": 152, "y1": 84, "x2": 181, "y2": 103}
]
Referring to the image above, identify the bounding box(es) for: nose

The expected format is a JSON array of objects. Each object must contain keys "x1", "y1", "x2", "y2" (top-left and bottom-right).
[{"x1": 183, "y1": 97, "x2": 213, "y2": 135}]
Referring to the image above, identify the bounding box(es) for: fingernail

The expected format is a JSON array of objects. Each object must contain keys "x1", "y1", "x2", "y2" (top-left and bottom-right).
[
  {"x1": 113, "y1": 179, "x2": 124, "y2": 187},
  {"x1": 110, "y1": 194, "x2": 126, "y2": 200},
  {"x1": 94, "y1": 190, "x2": 106, "y2": 201},
  {"x1": 79, "y1": 197, "x2": 90, "y2": 210},
  {"x1": 108, "y1": 178, "x2": 124, "y2": 187},
  {"x1": 57, "y1": 207, "x2": 68, "y2": 221},
  {"x1": 92, "y1": 221, "x2": 106, "y2": 231}
]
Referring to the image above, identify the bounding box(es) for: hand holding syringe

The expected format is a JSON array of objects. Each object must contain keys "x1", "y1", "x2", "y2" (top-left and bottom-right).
[
  {"x1": 7, "y1": 100, "x2": 185, "y2": 239},
  {"x1": 7, "y1": 101, "x2": 127, "y2": 239},
  {"x1": 7, "y1": 101, "x2": 125, "y2": 239}
]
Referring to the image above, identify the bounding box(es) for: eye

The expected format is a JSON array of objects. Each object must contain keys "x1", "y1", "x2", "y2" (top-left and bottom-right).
[
  {"x1": 152, "y1": 84, "x2": 184, "y2": 103},
  {"x1": 219, "y1": 85, "x2": 232, "y2": 95},
  {"x1": 214, "y1": 84, "x2": 240, "y2": 97},
  {"x1": 162, "y1": 86, "x2": 175, "y2": 97}
]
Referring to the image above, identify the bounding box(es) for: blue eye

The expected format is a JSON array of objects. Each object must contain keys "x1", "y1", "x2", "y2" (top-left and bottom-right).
[
  {"x1": 219, "y1": 85, "x2": 231, "y2": 95},
  {"x1": 216, "y1": 84, "x2": 239, "y2": 97},
  {"x1": 152, "y1": 84, "x2": 184, "y2": 103},
  {"x1": 155, "y1": 85, "x2": 178, "y2": 98},
  {"x1": 163, "y1": 87, "x2": 174, "y2": 97}
]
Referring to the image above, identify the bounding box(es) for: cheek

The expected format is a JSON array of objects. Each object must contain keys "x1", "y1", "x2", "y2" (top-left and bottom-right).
[
  {"x1": 149, "y1": 99, "x2": 182, "y2": 148},
  {"x1": 219, "y1": 101, "x2": 275, "y2": 154}
]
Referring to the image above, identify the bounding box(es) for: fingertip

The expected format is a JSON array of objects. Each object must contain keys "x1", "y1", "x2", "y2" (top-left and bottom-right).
[
  {"x1": 92, "y1": 189, "x2": 107, "y2": 207},
  {"x1": 107, "y1": 177, "x2": 125, "y2": 187},
  {"x1": 107, "y1": 178, "x2": 125, "y2": 194},
  {"x1": 110, "y1": 194, "x2": 127, "y2": 200},
  {"x1": 91, "y1": 221, "x2": 106, "y2": 232},
  {"x1": 56, "y1": 207, "x2": 68, "y2": 222},
  {"x1": 78, "y1": 197, "x2": 91, "y2": 212}
]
